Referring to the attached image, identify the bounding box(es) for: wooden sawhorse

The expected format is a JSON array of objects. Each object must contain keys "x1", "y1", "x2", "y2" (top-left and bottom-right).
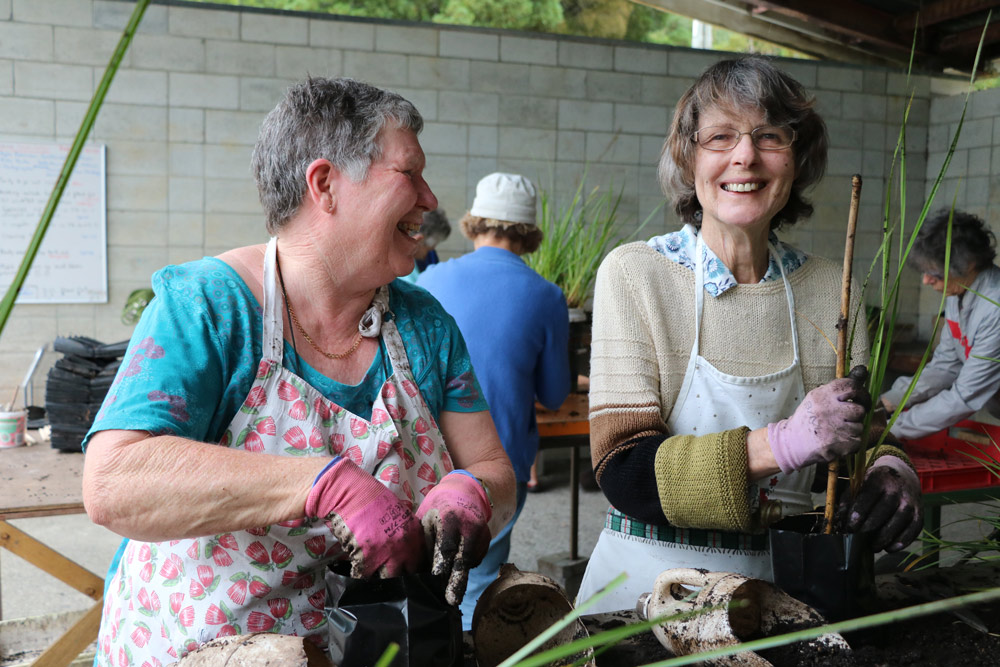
[{"x1": 1, "y1": 444, "x2": 103, "y2": 666}]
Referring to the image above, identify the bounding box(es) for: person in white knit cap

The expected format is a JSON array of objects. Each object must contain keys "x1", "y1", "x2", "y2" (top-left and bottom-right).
[
  {"x1": 576, "y1": 55, "x2": 923, "y2": 614},
  {"x1": 419, "y1": 172, "x2": 570, "y2": 629}
]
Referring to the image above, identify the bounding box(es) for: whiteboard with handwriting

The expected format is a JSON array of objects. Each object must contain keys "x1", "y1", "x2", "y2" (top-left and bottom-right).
[{"x1": 0, "y1": 142, "x2": 107, "y2": 303}]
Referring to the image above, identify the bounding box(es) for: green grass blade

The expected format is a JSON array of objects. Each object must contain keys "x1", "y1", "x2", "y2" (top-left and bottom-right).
[
  {"x1": 881, "y1": 209, "x2": 954, "y2": 442},
  {"x1": 963, "y1": 286, "x2": 1000, "y2": 309},
  {"x1": 509, "y1": 602, "x2": 737, "y2": 667},
  {"x1": 640, "y1": 587, "x2": 1000, "y2": 666},
  {"x1": 374, "y1": 643, "x2": 400, "y2": 667},
  {"x1": 0, "y1": 0, "x2": 151, "y2": 337},
  {"x1": 497, "y1": 572, "x2": 628, "y2": 667}
]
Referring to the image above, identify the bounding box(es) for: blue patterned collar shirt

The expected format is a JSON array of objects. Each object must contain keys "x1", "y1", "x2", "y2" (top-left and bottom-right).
[{"x1": 647, "y1": 223, "x2": 808, "y2": 297}]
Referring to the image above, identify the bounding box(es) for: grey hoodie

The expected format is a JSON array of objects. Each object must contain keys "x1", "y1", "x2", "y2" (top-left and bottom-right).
[{"x1": 884, "y1": 264, "x2": 1000, "y2": 439}]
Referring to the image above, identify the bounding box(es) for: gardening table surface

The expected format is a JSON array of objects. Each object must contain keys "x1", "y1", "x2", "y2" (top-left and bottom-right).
[
  {"x1": 536, "y1": 389, "x2": 589, "y2": 437},
  {"x1": 0, "y1": 441, "x2": 86, "y2": 520}
]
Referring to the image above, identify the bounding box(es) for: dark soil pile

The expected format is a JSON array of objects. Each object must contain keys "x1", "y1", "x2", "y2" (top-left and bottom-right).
[
  {"x1": 757, "y1": 602, "x2": 1000, "y2": 666},
  {"x1": 582, "y1": 604, "x2": 1000, "y2": 666}
]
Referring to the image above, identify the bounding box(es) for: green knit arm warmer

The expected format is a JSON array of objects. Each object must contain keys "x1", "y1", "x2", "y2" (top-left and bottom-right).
[{"x1": 653, "y1": 426, "x2": 753, "y2": 532}]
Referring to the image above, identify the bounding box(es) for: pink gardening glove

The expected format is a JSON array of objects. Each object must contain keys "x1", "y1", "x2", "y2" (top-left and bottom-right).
[
  {"x1": 768, "y1": 365, "x2": 871, "y2": 474},
  {"x1": 841, "y1": 455, "x2": 923, "y2": 553},
  {"x1": 305, "y1": 457, "x2": 426, "y2": 579},
  {"x1": 414, "y1": 470, "x2": 492, "y2": 605}
]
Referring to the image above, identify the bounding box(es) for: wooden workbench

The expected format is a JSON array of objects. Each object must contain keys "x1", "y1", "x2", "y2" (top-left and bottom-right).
[
  {"x1": 536, "y1": 390, "x2": 591, "y2": 560},
  {"x1": 0, "y1": 443, "x2": 103, "y2": 666}
]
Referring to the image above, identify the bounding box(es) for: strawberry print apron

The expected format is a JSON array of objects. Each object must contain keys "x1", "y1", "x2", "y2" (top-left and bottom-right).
[{"x1": 95, "y1": 238, "x2": 455, "y2": 667}]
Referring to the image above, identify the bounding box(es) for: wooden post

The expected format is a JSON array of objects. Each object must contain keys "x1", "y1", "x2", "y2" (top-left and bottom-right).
[{"x1": 825, "y1": 174, "x2": 863, "y2": 534}]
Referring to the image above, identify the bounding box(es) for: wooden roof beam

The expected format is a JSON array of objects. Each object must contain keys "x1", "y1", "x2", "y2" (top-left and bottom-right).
[
  {"x1": 895, "y1": 0, "x2": 999, "y2": 34},
  {"x1": 938, "y1": 20, "x2": 1000, "y2": 54},
  {"x1": 631, "y1": 0, "x2": 912, "y2": 68},
  {"x1": 746, "y1": 0, "x2": 911, "y2": 53}
]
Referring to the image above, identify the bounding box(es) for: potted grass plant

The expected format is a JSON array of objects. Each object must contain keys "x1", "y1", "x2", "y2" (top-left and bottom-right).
[
  {"x1": 0, "y1": 2, "x2": 150, "y2": 343},
  {"x1": 767, "y1": 18, "x2": 993, "y2": 624},
  {"x1": 526, "y1": 177, "x2": 627, "y2": 313},
  {"x1": 525, "y1": 173, "x2": 659, "y2": 389}
]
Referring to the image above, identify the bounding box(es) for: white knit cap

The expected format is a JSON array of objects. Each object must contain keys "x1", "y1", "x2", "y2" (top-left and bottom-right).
[{"x1": 469, "y1": 172, "x2": 537, "y2": 224}]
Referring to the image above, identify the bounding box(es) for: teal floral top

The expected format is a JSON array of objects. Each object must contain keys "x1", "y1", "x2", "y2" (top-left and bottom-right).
[
  {"x1": 647, "y1": 223, "x2": 808, "y2": 296},
  {"x1": 84, "y1": 258, "x2": 486, "y2": 449}
]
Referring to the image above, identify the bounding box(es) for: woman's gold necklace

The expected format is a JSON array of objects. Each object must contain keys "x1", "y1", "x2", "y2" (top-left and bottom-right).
[{"x1": 285, "y1": 297, "x2": 363, "y2": 360}]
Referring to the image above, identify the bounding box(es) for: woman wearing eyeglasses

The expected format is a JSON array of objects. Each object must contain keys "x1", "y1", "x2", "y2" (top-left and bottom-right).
[
  {"x1": 881, "y1": 209, "x2": 1000, "y2": 439},
  {"x1": 576, "y1": 56, "x2": 922, "y2": 613}
]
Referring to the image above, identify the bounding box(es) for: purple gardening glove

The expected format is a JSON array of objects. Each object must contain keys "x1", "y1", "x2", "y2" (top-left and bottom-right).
[
  {"x1": 305, "y1": 457, "x2": 426, "y2": 579},
  {"x1": 842, "y1": 455, "x2": 923, "y2": 553},
  {"x1": 767, "y1": 365, "x2": 871, "y2": 474},
  {"x1": 415, "y1": 470, "x2": 492, "y2": 605}
]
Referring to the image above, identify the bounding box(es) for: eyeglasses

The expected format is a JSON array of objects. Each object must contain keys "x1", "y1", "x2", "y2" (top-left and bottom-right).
[{"x1": 692, "y1": 125, "x2": 796, "y2": 152}]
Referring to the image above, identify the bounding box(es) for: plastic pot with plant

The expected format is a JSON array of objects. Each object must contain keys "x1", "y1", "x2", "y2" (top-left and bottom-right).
[{"x1": 768, "y1": 19, "x2": 992, "y2": 625}]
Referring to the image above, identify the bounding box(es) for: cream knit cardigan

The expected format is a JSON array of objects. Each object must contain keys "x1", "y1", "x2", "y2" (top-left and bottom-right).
[{"x1": 589, "y1": 241, "x2": 870, "y2": 476}]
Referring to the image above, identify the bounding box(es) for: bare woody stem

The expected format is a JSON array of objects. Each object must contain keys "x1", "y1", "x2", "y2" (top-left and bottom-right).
[{"x1": 825, "y1": 174, "x2": 863, "y2": 534}]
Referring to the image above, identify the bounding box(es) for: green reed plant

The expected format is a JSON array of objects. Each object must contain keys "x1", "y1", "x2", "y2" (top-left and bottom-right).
[
  {"x1": 845, "y1": 15, "x2": 991, "y2": 497},
  {"x1": 0, "y1": 0, "x2": 151, "y2": 339},
  {"x1": 526, "y1": 173, "x2": 659, "y2": 309},
  {"x1": 650, "y1": 586, "x2": 1000, "y2": 666},
  {"x1": 486, "y1": 571, "x2": 1000, "y2": 667}
]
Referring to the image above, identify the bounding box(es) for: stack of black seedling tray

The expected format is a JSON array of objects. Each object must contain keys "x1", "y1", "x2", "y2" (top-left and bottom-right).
[{"x1": 45, "y1": 336, "x2": 129, "y2": 452}]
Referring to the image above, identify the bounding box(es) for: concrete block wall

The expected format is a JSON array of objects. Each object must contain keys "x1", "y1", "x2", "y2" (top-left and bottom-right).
[{"x1": 0, "y1": 0, "x2": 984, "y2": 402}]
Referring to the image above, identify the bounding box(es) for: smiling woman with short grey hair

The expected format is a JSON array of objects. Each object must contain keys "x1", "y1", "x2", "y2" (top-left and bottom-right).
[
  {"x1": 83, "y1": 76, "x2": 514, "y2": 664},
  {"x1": 252, "y1": 77, "x2": 423, "y2": 233}
]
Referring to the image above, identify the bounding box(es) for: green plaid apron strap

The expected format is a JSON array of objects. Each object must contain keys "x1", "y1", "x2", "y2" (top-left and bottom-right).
[{"x1": 605, "y1": 507, "x2": 768, "y2": 551}]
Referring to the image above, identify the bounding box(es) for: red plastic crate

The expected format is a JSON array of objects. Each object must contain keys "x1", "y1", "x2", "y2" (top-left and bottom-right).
[{"x1": 902, "y1": 419, "x2": 1000, "y2": 494}]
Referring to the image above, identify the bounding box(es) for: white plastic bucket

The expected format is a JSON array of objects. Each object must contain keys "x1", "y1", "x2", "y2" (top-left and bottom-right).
[{"x1": 0, "y1": 410, "x2": 27, "y2": 448}]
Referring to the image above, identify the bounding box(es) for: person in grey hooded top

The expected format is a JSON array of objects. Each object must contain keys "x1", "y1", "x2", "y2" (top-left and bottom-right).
[{"x1": 882, "y1": 209, "x2": 1000, "y2": 440}]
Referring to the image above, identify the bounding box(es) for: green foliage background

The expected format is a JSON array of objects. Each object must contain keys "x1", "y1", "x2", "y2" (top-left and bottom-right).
[{"x1": 185, "y1": 0, "x2": 807, "y2": 56}]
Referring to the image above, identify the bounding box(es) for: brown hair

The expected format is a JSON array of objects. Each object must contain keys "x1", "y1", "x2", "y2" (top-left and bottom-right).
[
  {"x1": 459, "y1": 212, "x2": 543, "y2": 254},
  {"x1": 658, "y1": 55, "x2": 828, "y2": 230}
]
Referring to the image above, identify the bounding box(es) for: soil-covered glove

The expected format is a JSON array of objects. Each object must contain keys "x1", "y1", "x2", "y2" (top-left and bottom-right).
[
  {"x1": 768, "y1": 365, "x2": 871, "y2": 474},
  {"x1": 305, "y1": 457, "x2": 426, "y2": 579},
  {"x1": 414, "y1": 470, "x2": 492, "y2": 606},
  {"x1": 841, "y1": 455, "x2": 923, "y2": 552}
]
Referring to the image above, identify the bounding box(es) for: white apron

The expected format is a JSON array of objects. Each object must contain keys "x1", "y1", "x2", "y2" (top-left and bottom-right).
[
  {"x1": 95, "y1": 238, "x2": 456, "y2": 666},
  {"x1": 577, "y1": 236, "x2": 814, "y2": 613}
]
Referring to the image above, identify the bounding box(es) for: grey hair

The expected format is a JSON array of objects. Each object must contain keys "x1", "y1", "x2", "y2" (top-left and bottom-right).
[
  {"x1": 420, "y1": 208, "x2": 451, "y2": 243},
  {"x1": 910, "y1": 209, "x2": 997, "y2": 276},
  {"x1": 251, "y1": 76, "x2": 423, "y2": 233},
  {"x1": 658, "y1": 55, "x2": 828, "y2": 229}
]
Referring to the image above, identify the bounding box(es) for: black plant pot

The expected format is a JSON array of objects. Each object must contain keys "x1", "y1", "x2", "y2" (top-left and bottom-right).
[
  {"x1": 568, "y1": 309, "x2": 591, "y2": 393},
  {"x1": 769, "y1": 514, "x2": 876, "y2": 622}
]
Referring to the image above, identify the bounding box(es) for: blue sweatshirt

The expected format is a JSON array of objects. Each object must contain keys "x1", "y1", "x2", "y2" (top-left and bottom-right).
[{"x1": 418, "y1": 246, "x2": 571, "y2": 481}]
